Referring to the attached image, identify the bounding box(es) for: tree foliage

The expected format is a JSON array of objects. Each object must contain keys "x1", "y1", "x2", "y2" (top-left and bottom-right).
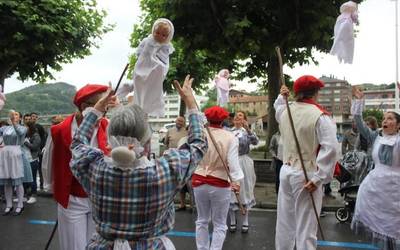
[
  {"x1": 0, "y1": 0, "x2": 112, "y2": 87},
  {"x1": 363, "y1": 109, "x2": 384, "y2": 127},
  {"x1": 130, "y1": 0, "x2": 363, "y2": 146}
]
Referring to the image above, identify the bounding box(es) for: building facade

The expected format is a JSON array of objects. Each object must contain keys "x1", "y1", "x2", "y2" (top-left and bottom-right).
[{"x1": 363, "y1": 89, "x2": 397, "y2": 112}]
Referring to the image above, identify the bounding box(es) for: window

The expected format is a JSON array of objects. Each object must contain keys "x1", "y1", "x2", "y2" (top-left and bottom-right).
[
  {"x1": 335, "y1": 106, "x2": 341, "y2": 111},
  {"x1": 334, "y1": 90, "x2": 340, "y2": 94},
  {"x1": 334, "y1": 98, "x2": 340, "y2": 102},
  {"x1": 169, "y1": 107, "x2": 179, "y2": 111},
  {"x1": 169, "y1": 100, "x2": 178, "y2": 104},
  {"x1": 336, "y1": 83, "x2": 341, "y2": 86},
  {"x1": 169, "y1": 115, "x2": 178, "y2": 118}
]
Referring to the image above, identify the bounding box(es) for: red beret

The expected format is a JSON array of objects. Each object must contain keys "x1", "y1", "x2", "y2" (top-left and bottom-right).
[
  {"x1": 73, "y1": 84, "x2": 108, "y2": 108},
  {"x1": 293, "y1": 75, "x2": 324, "y2": 94},
  {"x1": 204, "y1": 106, "x2": 229, "y2": 123}
]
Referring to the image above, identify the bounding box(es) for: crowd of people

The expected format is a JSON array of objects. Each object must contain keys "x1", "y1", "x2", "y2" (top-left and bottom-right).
[
  {"x1": 0, "y1": 74, "x2": 398, "y2": 250},
  {"x1": 0, "y1": 15, "x2": 399, "y2": 250}
]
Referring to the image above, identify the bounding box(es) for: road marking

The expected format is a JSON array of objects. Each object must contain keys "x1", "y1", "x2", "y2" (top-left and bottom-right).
[
  {"x1": 317, "y1": 241, "x2": 379, "y2": 249},
  {"x1": 29, "y1": 220, "x2": 379, "y2": 249},
  {"x1": 29, "y1": 220, "x2": 56, "y2": 225}
]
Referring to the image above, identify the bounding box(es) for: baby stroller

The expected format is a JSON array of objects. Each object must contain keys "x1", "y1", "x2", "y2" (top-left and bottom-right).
[{"x1": 334, "y1": 151, "x2": 372, "y2": 223}]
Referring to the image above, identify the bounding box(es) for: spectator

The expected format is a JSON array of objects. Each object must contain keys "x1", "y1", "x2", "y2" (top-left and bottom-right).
[
  {"x1": 162, "y1": 116, "x2": 190, "y2": 211},
  {"x1": 23, "y1": 122, "x2": 41, "y2": 204},
  {"x1": 30, "y1": 112, "x2": 47, "y2": 190},
  {"x1": 269, "y1": 130, "x2": 283, "y2": 194},
  {"x1": 342, "y1": 121, "x2": 359, "y2": 154},
  {"x1": 0, "y1": 110, "x2": 31, "y2": 216},
  {"x1": 23, "y1": 113, "x2": 31, "y2": 125}
]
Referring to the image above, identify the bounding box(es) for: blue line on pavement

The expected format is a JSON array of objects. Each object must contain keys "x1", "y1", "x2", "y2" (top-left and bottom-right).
[
  {"x1": 29, "y1": 219, "x2": 56, "y2": 225},
  {"x1": 167, "y1": 231, "x2": 196, "y2": 237},
  {"x1": 317, "y1": 240, "x2": 379, "y2": 249},
  {"x1": 28, "y1": 221, "x2": 379, "y2": 249}
]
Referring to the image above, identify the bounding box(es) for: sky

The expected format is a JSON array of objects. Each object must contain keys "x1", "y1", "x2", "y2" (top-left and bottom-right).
[{"x1": 4, "y1": 0, "x2": 400, "y2": 94}]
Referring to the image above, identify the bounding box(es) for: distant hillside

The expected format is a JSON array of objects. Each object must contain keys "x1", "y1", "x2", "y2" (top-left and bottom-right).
[
  {"x1": 0, "y1": 82, "x2": 77, "y2": 117},
  {"x1": 356, "y1": 83, "x2": 396, "y2": 90}
]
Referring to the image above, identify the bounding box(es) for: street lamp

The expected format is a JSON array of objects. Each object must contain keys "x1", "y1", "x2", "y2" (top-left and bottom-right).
[{"x1": 393, "y1": 0, "x2": 400, "y2": 112}]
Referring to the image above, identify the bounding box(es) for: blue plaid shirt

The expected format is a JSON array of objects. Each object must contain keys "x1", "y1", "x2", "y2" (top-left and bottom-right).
[{"x1": 70, "y1": 110, "x2": 207, "y2": 249}]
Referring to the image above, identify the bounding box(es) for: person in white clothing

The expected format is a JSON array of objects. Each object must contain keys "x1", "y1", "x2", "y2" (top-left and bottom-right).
[
  {"x1": 274, "y1": 75, "x2": 339, "y2": 250},
  {"x1": 192, "y1": 106, "x2": 244, "y2": 250},
  {"x1": 351, "y1": 88, "x2": 400, "y2": 250},
  {"x1": 133, "y1": 18, "x2": 175, "y2": 117}
]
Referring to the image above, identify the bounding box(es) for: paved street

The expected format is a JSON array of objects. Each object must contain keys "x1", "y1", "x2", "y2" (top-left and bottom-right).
[{"x1": 0, "y1": 196, "x2": 378, "y2": 250}]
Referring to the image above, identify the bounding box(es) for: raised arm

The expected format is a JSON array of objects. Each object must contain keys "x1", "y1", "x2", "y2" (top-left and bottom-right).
[
  {"x1": 351, "y1": 88, "x2": 375, "y2": 144},
  {"x1": 161, "y1": 75, "x2": 208, "y2": 187}
]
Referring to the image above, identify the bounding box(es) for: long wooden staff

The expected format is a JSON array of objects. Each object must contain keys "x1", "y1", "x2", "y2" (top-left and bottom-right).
[
  {"x1": 275, "y1": 47, "x2": 325, "y2": 240},
  {"x1": 173, "y1": 80, "x2": 246, "y2": 215}
]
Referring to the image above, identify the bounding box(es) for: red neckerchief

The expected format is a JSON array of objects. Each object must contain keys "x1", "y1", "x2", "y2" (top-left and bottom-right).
[{"x1": 298, "y1": 98, "x2": 330, "y2": 116}]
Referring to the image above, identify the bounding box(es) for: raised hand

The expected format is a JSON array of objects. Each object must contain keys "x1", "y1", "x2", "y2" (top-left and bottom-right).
[
  {"x1": 94, "y1": 88, "x2": 119, "y2": 113},
  {"x1": 352, "y1": 87, "x2": 364, "y2": 99},
  {"x1": 173, "y1": 75, "x2": 197, "y2": 110},
  {"x1": 280, "y1": 85, "x2": 290, "y2": 97}
]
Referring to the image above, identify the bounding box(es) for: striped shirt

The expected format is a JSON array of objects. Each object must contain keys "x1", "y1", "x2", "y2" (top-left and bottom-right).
[{"x1": 70, "y1": 110, "x2": 207, "y2": 249}]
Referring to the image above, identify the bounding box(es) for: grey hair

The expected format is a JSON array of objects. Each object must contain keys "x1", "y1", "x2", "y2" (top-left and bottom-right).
[{"x1": 108, "y1": 104, "x2": 151, "y2": 145}]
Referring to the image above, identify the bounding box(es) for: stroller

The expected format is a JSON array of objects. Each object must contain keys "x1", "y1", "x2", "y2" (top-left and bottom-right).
[{"x1": 334, "y1": 150, "x2": 372, "y2": 223}]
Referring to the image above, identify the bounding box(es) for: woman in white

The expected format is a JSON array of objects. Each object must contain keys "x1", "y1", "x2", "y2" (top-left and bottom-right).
[
  {"x1": 228, "y1": 111, "x2": 258, "y2": 233},
  {"x1": 133, "y1": 18, "x2": 174, "y2": 117},
  {"x1": 351, "y1": 88, "x2": 400, "y2": 250},
  {"x1": 0, "y1": 111, "x2": 28, "y2": 215}
]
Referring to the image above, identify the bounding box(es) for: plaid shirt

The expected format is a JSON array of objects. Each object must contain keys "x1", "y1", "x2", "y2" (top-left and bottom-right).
[{"x1": 70, "y1": 110, "x2": 207, "y2": 250}]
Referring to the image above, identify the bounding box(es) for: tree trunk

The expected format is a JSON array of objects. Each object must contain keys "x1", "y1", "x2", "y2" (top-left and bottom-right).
[
  {"x1": 179, "y1": 98, "x2": 186, "y2": 117},
  {"x1": 264, "y1": 54, "x2": 281, "y2": 158}
]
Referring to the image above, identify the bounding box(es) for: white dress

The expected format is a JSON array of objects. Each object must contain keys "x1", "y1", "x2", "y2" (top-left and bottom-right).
[
  {"x1": 351, "y1": 99, "x2": 400, "y2": 249},
  {"x1": 133, "y1": 36, "x2": 174, "y2": 117},
  {"x1": 230, "y1": 127, "x2": 258, "y2": 210},
  {"x1": 352, "y1": 134, "x2": 400, "y2": 249},
  {"x1": 330, "y1": 12, "x2": 356, "y2": 64}
]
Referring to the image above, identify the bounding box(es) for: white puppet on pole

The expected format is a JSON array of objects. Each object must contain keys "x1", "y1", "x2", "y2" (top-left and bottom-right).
[
  {"x1": 132, "y1": 18, "x2": 175, "y2": 117},
  {"x1": 330, "y1": 1, "x2": 359, "y2": 64},
  {"x1": 214, "y1": 69, "x2": 230, "y2": 106}
]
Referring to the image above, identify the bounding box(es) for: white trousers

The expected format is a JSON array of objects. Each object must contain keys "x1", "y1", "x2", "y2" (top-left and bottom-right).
[
  {"x1": 57, "y1": 195, "x2": 95, "y2": 250},
  {"x1": 275, "y1": 165, "x2": 323, "y2": 250},
  {"x1": 194, "y1": 185, "x2": 231, "y2": 250}
]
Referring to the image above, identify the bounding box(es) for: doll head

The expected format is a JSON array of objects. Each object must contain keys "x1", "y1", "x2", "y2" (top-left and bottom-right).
[{"x1": 152, "y1": 18, "x2": 174, "y2": 44}]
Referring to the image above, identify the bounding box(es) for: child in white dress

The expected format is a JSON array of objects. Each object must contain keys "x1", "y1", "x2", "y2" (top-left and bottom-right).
[{"x1": 133, "y1": 18, "x2": 175, "y2": 117}]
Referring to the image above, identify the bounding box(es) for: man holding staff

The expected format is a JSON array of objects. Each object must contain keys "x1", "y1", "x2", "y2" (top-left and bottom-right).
[{"x1": 274, "y1": 75, "x2": 339, "y2": 250}]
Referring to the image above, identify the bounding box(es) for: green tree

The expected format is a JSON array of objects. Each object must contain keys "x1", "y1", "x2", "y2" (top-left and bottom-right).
[
  {"x1": 363, "y1": 109, "x2": 384, "y2": 127},
  {"x1": 0, "y1": 0, "x2": 112, "y2": 88},
  {"x1": 130, "y1": 0, "x2": 363, "y2": 147}
]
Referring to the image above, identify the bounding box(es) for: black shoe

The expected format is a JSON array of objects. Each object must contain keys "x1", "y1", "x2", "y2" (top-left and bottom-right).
[
  {"x1": 2, "y1": 207, "x2": 13, "y2": 216},
  {"x1": 229, "y1": 223, "x2": 237, "y2": 233},
  {"x1": 241, "y1": 225, "x2": 249, "y2": 233},
  {"x1": 176, "y1": 206, "x2": 186, "y2": 212},
  {"x1": 13, "y1": 207, "x2": 24, "y2": 216}
]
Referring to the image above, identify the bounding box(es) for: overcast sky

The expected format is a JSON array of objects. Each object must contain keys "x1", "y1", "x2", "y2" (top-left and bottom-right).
[{"x1": 4, "y1": 0, "x2": 399, "y2": 93}]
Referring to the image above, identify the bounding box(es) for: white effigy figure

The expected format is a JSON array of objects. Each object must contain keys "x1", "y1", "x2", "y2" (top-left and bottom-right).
[
  {"x1": 330, "y1": 1, "x2": 358, "y2": 64},
  {"x1": 214, "y1": 69, "x2": 230, "y2": 106},
  {"x1": 132, "y1": 18, "x2": 175, "y2": 117}
]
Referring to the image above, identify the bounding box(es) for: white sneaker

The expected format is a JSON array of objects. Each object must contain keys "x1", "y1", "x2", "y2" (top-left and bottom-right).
[{"x1": 27, "y1": 197, "x2": 37, "y2": 204}]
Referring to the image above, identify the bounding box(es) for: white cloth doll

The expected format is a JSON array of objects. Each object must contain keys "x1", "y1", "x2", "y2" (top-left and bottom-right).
[
  {"x1": 214, "y1": 69, "x2": 230, "y2": 106},
  {"x1": 132, "y1": 18, "x2": 175, "y2": 117},
  {"x1": 330, "y1": 1, "x2": 359, "y2": 64}
]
